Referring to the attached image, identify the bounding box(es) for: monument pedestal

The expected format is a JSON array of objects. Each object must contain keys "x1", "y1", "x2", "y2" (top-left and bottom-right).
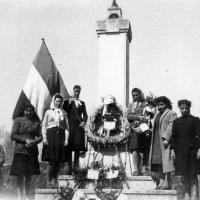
[{"x1": 79, "y1": 144, "x2": 133, "y2": 176}]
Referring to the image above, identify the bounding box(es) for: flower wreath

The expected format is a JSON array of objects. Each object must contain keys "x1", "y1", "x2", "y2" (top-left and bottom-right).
[{"x1": 86, "y1": 102, "x2": 130, "y2": 146}]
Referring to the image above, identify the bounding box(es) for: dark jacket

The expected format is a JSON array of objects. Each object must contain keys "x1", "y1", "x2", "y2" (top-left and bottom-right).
[
  {"x1": 11, "y1": 117, "x2": 42, "y2": 156},
  {"x1": 63, "y1": 100, "x2": 88, "y2": 124}
]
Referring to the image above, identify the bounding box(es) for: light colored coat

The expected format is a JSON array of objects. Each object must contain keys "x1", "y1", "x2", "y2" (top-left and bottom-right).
[{"x1": 149, "y1": 108, "x2": 177, "y2": 173}]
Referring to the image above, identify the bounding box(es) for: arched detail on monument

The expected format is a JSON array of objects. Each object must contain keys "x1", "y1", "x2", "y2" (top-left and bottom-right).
[{"x1": 109, "y1": 13, "x2": 119, "y2": 19}]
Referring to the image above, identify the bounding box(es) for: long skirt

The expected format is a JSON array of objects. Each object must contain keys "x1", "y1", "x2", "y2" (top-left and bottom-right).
[
  {"x1": 10, "y1": 153, "x2": 40, "y2": 176},
  {"x1": 42, "y1": 127, "x2": 67, "y2": 162}
]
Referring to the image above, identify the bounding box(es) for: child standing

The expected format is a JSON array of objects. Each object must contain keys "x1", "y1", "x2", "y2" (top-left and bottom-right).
[{"x1": 171, "y1": 100, "x2": 200, "y2": 200}]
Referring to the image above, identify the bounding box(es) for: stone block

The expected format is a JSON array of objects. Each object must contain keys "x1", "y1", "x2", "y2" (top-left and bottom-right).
[
  {"x1": 35, "y1": 189, "x2": 177, "y2": 200},
  {"x1": 58, "y1": 175, "x2": 156, "y2": 190}
]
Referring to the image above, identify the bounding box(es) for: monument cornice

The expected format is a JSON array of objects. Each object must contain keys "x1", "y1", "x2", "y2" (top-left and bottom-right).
[{"x1": 96, "y1": 19, "x2": 132, "y2": 42}]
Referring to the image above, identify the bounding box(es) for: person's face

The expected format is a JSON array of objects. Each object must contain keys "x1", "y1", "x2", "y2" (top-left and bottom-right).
[
  {"x1": 157, "y1": 101, "x2": 167, "y2": 113},
  {"x1": 73, "y1": 88, "x2": 81, "y2": 99},
  {"x1": 179, "y1": 104, "x2": 190, "y2": 117},
  {"x1": 24, "y1": 107, "x2": 34, "y2": 119},
  {"x1": 132, "y1": 92, "x2": 140, "y2": 102},
  {"x1": 54, "y1": 98, "x2": 63, "y2": 109}
]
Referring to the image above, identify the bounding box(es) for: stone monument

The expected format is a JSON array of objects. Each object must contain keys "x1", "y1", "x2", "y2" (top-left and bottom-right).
[{"x1": 96, "y1": 0, "x2": 132, "y2": 106}]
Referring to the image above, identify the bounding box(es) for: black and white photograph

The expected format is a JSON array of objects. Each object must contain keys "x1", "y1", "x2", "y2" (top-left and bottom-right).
[{"x1": 0, "y1": 0, "x2": 200, "y2": 200}]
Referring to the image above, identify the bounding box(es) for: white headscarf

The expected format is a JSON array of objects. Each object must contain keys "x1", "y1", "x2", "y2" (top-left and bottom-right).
[{"x1": 50, "y1": 93, "x2": 65, "y2": 127}]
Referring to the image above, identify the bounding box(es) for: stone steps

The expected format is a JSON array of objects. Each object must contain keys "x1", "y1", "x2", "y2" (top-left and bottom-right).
[
  {"x1": 35, "y1": 175, "x2": 177, "y2": 200},
  {"x1": 58, "y1": 175, "x2": 156, "y2": 190},
  {"x1": 35, "y1": 188, "x2": 177, "y2": 200}
]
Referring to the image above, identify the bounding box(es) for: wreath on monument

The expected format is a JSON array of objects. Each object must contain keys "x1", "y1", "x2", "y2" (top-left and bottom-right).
[{"x1": 86, "y1": 95, "x2": 130, "y2": 146}]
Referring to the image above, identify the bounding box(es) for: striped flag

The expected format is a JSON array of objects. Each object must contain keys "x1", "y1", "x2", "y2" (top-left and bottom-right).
[{"x1": 13, "y1": 39, "x2": 69, "y2": 120}]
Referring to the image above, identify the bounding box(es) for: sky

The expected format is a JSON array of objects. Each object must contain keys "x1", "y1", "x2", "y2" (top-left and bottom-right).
[{"x1": 1, "y1": 0, "x2": 200, "y2": 130}]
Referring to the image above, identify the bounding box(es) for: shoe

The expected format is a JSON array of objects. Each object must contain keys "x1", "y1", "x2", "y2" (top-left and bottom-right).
[
  {"x1": 159, "y1": 185, "x2": 170, "y2": 190},
  {"x1": 51, "y1": 179, "x2": 58, "y2": 189},
  {"x1": 67, "y1": 171, "x2": 72, "y2": 175},
  {"x1": 142, "y1": 171, "x2": 150, "y2": 176},
  {"x1": 155, "y1": 183, "x2": 164, "y2": 190},
  {"x1": 24, "y1": 196, "x2": 30, "y2": 200},
  {"x1": 46, "y1": 183, "x2": 51, "y2": 189},
  {"x1": 155, "y1": 185, "x2": 162, "y2": 190},
  {"x1": 132, "y1": 171, "x2": 139, "y2": 176}
]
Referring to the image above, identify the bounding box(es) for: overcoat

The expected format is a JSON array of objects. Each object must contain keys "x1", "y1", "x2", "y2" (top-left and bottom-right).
[{"x1": 149, "y1": 108, "x2": 177, "y2": 173}]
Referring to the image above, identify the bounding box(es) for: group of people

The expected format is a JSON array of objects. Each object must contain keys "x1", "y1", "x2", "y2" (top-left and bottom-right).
[
  {"x1": 9, "y1": 85, "x2": 200, "y2": 200},
  {"x1": 10, "y1": 85, "x2": 87, "y2": 200},
  {"x1": 127, "y1": 87, "x2": 200, "y2": 200}
]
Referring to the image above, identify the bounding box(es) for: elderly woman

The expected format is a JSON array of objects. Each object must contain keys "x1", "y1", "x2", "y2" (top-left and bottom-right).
[
  {"x1": 42, "y1": 93, "x2": 69, "y2": 188},
  {"x1": 171, "y1": 100, "x2": 200, "y2": 200},
  {"x1": 149, "y1": 96, "x2": 177, "y2": 190},
  {"x1": 127, "y1": 88, "x2": 148, "y2": 175},
  {"x1": 10, "y1": 103, "x2": 42, "y2": 200}
]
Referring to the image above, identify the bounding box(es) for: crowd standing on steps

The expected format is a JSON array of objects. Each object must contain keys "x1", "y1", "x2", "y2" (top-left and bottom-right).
[{"x1": 7, "y1": 86, "x2": 200, "y2": 200}]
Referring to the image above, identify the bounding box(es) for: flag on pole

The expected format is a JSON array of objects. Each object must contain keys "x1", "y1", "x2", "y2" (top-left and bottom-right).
[{"x1": 12, "y1": 39, "x2": 69, "y2": 120}]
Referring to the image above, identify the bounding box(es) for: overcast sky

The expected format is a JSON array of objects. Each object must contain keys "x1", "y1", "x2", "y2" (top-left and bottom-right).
[{"x1": 1, "y1": 0, "x2": 200, "y2": 130}]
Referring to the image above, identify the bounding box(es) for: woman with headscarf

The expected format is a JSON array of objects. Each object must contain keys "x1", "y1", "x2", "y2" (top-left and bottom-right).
[
  {"x1": 149, "y1": 96, "x2": 177, "y2": 190},
  {"x1": 10, "y1": 103, "x2": 42, "y2": 200},
  {"x1": 42, "y1": 93, "x2": 69, "y2": 188},
  {"x1": 127, "y1": 88, "x2": 148, "y2": 175},
  {"x1": 171, "y1": 100, "x2": 200, "y2": 200}
]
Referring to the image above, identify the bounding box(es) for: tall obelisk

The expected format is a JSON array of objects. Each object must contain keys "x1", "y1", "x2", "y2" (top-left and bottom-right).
[{"x1": 96, "y1": 0, "x2": 132, "y2": 106}]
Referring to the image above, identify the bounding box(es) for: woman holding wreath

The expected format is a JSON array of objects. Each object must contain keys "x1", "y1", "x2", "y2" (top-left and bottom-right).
[{"x1": 42, "y1": 93, "x2": 69, "y2": 188}]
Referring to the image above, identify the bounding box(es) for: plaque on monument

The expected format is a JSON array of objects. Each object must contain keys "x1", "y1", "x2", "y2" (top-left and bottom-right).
[{"x1": 86, "y1": 169, "x2": 99, "y2": 180}]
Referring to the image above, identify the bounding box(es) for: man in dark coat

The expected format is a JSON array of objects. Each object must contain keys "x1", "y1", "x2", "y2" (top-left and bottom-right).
[{"x1": 63, "y1": 85, "x2": 88, "y2": 174}]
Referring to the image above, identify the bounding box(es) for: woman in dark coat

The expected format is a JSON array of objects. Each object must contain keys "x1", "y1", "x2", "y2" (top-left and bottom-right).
[
  {"x1": 10, "y1": 103, "x2": 42, "y2": 200},
  {"x1": 171, "y1": 100, "x2": 200, "y2": 200},
  {"x1": 149, "y1": 96, "x2": 177, "y2": 189},
  {"x1": 63, "y1": 85, "x2": 88, "y2": 174}
]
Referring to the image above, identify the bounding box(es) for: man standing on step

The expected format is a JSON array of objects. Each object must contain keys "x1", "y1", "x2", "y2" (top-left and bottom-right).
[{"x1": 63, "y1": 85, "x2": 88, "y2": 174}]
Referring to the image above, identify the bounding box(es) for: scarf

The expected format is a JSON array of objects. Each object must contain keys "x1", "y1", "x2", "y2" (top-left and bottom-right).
[
  {"x1": 74, "y1": 98, "x2": 82, "y2": 107},
  {"x1": 53, "y1": 108, "x2": 64, "y2": 127},
  {"x1": 50, "y1": 93, "x2": 65, "y2": 127}
]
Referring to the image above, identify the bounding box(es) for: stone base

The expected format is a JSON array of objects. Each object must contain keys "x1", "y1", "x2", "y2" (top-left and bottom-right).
[
  {"x1": 58, "y1": 175, "x2": 156, "y2": 190},
  {"x1": 35, "y1": 189, "x2": 177, "y2": 200},
  {"x1": 79, "y1": 149, "x2": 134, "y2": 176}
]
